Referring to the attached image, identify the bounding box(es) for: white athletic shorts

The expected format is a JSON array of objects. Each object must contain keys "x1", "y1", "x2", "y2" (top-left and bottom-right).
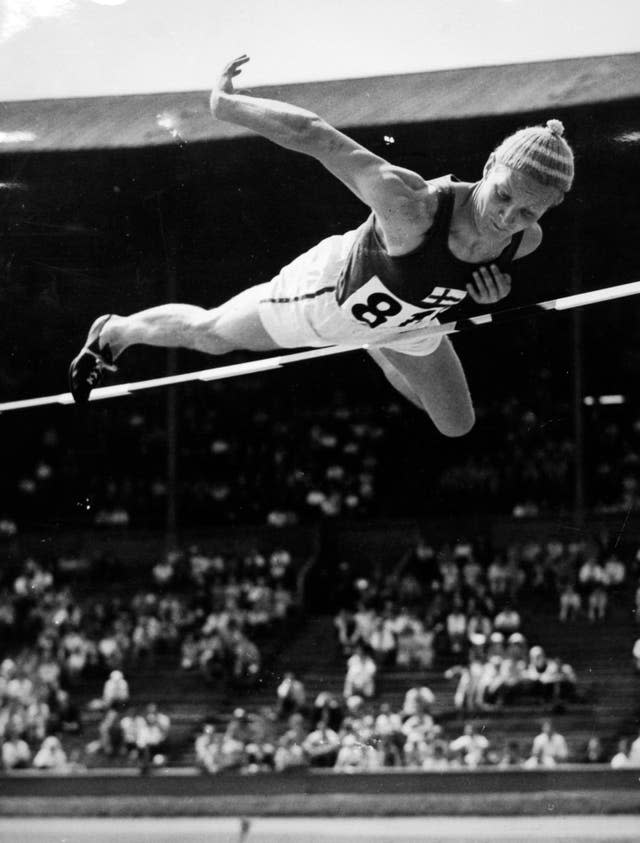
[{"x1": 258, "y1": 227, "x2": 446, "y2": 357}]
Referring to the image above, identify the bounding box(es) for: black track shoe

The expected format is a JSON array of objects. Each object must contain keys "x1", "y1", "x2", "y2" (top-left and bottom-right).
[{"x1": 68, "y1": 314, "x2": 118, "y2": 405}]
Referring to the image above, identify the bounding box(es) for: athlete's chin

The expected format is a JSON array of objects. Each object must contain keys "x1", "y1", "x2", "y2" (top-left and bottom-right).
[{"x1": 488, "y1": 219, "x2": 509, "y2": 236}]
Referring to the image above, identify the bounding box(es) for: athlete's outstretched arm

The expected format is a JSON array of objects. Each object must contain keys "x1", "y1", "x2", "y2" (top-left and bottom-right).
[{"x1": 210, "y1": 56, "x2": 435, "y2": 251}]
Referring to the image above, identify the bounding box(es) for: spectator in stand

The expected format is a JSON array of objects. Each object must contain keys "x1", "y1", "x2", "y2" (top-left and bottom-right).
[
  {"x1": 401, "y1": 706, "x2": 435, "y2": 744},
  {"x1": 460, "y1": 549, "x2": 483, "y2": 595},
  {"x1": 559, "y1": 582, "x2": 582, "y2": 622},
  {"x1": 95, "y1": 704, "x2": 122, "y2": 758},
  {"x1": 62, "y1": 629, "x2": 95, "y2": 684},
  {"x1": 503, "y1": 546, "x2": 526, "y2": 600},
  {"x1": 486, "y1": 631, "x2": 505, "y2": 660},
  {"x1": 276, "y1": 672, "x2": 306, "y2": 719},
  {"x1": 120, "y1": 705, "x2": 146, "y2": 761},
  {"x1": 578, "y1": 554, "x2": 606, "y2": 594},
  {"x1": 229, "y1": 631, "x2": 261, "y2": 686},
  {"x1": 629, "y1": 727, "x2": 640, "y2": 766},
  {"x1": 475, "y1": 654, "x2": 503, "y2": 711},
  {"x1": 199, "y1": 632, "x2": 226, "y2": 683},
  {"x1": 353, "y1": 602, "x2": 377, "y2": 648},
  {"x1": 312, "y1": 692, "x2": 343, "y2": 733},
  {"x1": 274, "y1": 732, "x2": 307, "y2": 771},
  {"x1": 603, "y1": 552, "x2": 626, "y2": 592},
  {"x1": 195, "y1": 723, "x2": 223, "y2": 773},
  {"x1": 244, "y1": 739, "x2": 276, "y2": 773},
  {"x1": 493, "y1": 604, "x2": 521, "y2": 635},
  {"x1": 449, "y1": 722, "x2": 489, "y2": 768},
  {"x1": 334, "y1": 732, "x2": 376, "y2": 772},
  {"x1": 180, "y1": 633, "x2": 200, "y2": 671},
  {"x1": 420, "y1": 738, "x2": 450, "y2": 771},
  {"x1": 32, "y1": 735, "x2": 68, "y2": 770},
  {"x1": 334, "y1": 609, "x2": 357, "y2": 656},
  {"x1": 438, "y1": 551, "x2": 460, "y2": 596},
  {"x1": 587, "y1": 583, "x2": 608, "y2": 623},
  {"x1": 540, "y1": 657, "x2": 577, "y2": 706},
  {"x1": 394, "y1": 609, "x2": 429, "y2": 668},
  {"x1": 369, "y1": 615, "x2": 397, "y2": 666},
  {"x1": 343, "y1": 644, "x2": 377, "y2": 699},
  {"x1": 582, "y1": 736, "x2": 605, "y2": 764},
  {"x1": 445, "y1": 596, "x2": 467, "y2": 655},
  {"x1": 375, "y1": 731, "x2": 405, "y2": 768},
  {"x1": 152, "y1": 554, "x2": 177, "y2": 589},
  {"x1": 49, "y1": 689, "x2": 82, "y2": 736},
  {"x1": 523, "y1": 645, "x2": 549, "y2": 700},
  {"x1": 401, "y1": 686, "x2": 435, "y2": 718},
  {"x1": 375, "y1": 702, "x2": 403, "y2": 744},
  {"x1": 445, "y1": 653, "x2": 482, "y2": 715},
  {"x1": 488, "y1": 632, "x2": 526, "y2": 706},
  {"x1": 404, "y1": 729, "x2": 436, "y2": 769},
  {"x1": 397, "y1": 538, "x2": 439, "y2": 592},
  {"x1": 216, "y1": 715, "x2": 248, "y2": 771},
  {"x1": 302, "y1": 718, "x2": 341, "y2": 768},
  {"x1": 610, "y1": 738, "x2": 631, "y2": 769},
  {"x1": 396, "y1": 572, "x2": 423, "y2": 607},
  {"x1": 1, "y1": 727, "x2": 31, "y2": 769},
  {"x1": 497, "y1": 739, "x2": 524, "y2": 768},
  {"x1": 466, "y1": 606, "x2": 493, "y2": 643},
  {"x1": 487, "y1": 555, "x2": 509, "y2": 603},
  {"x1": 97, "y1": 629, "x2": 126, "y2": 672},
  {"x1": 269, "y1": 548, "x2": 292, "y2": 585},
  {"x1": 101, "y1": 670, "x2": 129, "y2": 709},
  {"x1": 525, "y1": 719, "x2": 569, "y2": 767},
  {"x1": 136, "y1": 703, "x2": 171, "y2": 770}
]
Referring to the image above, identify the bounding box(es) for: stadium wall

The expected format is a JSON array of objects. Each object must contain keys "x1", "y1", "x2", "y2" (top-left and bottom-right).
[{"x1": 1, "y1": 767, "x2": 639, "y2": 817}]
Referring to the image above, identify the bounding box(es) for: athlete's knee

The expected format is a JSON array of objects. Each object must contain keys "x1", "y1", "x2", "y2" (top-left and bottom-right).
[{"x1": 431, "y1": 406, "x2": 475, "y2": 438}]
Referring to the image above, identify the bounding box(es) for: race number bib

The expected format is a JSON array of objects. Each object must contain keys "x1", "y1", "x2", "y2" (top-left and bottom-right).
[{"x1": 346, "y1": 276, "x2": 466, "y2": 331}]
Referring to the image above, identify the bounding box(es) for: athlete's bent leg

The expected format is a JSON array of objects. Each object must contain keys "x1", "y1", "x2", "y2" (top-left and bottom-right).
[
  {"x1": 368, "y1": 337, "x2": 475, "y2": 437},
  {"x1": 102, "y1": 283, "x2": 281, "y2": 359}
]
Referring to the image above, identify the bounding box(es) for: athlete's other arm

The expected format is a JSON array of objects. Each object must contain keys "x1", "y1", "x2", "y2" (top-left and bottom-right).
[{"x1": 210, "y1": 55, "x2": 436, "y2": 254}]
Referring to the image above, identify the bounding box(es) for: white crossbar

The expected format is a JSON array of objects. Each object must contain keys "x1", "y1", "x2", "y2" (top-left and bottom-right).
[{"x1": 2, "y1": 279, "x2": 640, "y2": 413}]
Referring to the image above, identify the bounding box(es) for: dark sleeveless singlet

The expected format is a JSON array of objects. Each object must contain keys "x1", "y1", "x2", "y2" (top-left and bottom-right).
[{"x1": 336, "y1": 175, "x2": 523, "y2": 323}]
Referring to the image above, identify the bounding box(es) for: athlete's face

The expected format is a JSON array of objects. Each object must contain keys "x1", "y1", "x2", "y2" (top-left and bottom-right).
[{"x1": 475, "y1": 161, "x2": 561, "y2": 237}]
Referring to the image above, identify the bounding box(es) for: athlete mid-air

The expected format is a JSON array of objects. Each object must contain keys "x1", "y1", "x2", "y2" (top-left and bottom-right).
[{"x1": 69, "y1": 55, "x2": 574, "y2": 437}]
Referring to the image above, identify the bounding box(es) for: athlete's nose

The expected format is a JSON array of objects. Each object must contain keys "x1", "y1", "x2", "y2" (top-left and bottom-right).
[{"x1": 500, "y1": 207, "x2": 517, "y2": 228}]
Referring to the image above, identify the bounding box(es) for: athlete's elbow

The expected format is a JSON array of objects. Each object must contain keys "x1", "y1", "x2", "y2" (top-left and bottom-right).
[
  {"x1": 209, "y1": 91, "x2": 239, "y2": 123},
  {"x1": 304, "y1": 116, "x2": 347, "y2": 154}
]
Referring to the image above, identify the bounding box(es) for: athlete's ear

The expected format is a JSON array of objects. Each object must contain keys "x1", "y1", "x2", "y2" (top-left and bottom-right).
[{"x1": 483, "y1": 153, "x2": 496, "y2": 179}]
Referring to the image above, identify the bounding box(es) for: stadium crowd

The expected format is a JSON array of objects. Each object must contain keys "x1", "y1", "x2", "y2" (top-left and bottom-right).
[
  {"x1": 3, "y1": 385, "x2": 640, "y2": 531},
  {"x1": 0, "y1": 541, "x2": 298, "y2": 771},
  {"x1": 192, "y1": 686, "x2": 640, "y2": 773}
]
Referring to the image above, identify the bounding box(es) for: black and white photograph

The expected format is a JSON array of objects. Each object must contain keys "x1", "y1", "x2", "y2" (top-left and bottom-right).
[{"x1": 1, "y1": 1, "x2": 640, "y2": 840}]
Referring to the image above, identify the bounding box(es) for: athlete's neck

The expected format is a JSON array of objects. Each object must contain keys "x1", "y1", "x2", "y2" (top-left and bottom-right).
[{"x1": 449, "y1": 182, "x2": 509, "y2": 261}]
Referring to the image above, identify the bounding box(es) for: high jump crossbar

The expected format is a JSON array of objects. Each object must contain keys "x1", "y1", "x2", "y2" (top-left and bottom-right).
[{"x1": 1, "y1": 279, "x2": 639, "y2": 414}]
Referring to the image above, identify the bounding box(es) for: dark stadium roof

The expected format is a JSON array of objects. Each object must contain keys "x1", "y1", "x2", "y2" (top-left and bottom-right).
[{"x1": 1, "y1": 52, "x2": 640, "y2": 153}]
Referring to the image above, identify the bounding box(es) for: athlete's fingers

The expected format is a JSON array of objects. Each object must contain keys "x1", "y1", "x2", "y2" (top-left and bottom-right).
[
  {"x1": 489, "y1": 265, "x2": 512, "y2": 299},
  {"x1": 478, "y1": 266, "x2": 500, "y2": 299},
  {"x1": 467, "y1": 271, "x2": 489, "y2": 303},
  {"x1": 225, "y1": 55, "x2": 250, "y2": 71}
]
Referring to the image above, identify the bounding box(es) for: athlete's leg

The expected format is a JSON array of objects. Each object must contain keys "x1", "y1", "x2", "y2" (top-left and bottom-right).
[
  {"x1": 368, "y1": 337, "x2": 475, "y2": 437},
  {"x1": 101, "y1": 283, "x2": 281, "y2": 359}
]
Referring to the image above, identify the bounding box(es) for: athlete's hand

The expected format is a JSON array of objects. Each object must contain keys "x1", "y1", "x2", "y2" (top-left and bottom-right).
[
  {"x1": 217, "y1": 54, "x2": 250, "y2": 95},
  {"x1": 466, "y1": 264, "x2": 511, "y2": 305}
]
